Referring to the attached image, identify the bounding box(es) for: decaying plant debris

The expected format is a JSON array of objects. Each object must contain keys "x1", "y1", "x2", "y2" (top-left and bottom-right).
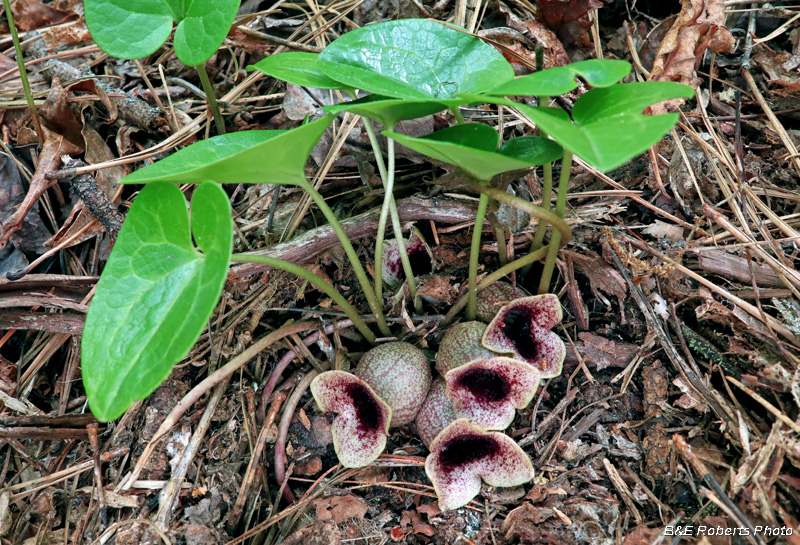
[{"x1": 1, "y1": 0, "x2": 799, "y2": 543}]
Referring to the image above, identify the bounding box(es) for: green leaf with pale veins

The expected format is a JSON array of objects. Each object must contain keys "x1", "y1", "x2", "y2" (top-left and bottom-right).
[
  {"x1": 249, "y1": 52, "x2": 353, "y2": 90},
  {"x1": 384, "y1": 124, "x2": 562, "y2": 181},
  {"x1": 487, "y1": 59, "x2": 632, "y2": 97},
  {"x1": 317, "y1": 19, "x2": 514, "y2": 99},
  {"x1": 82, "y1": 182, "x2": 233, "y2": 421},
  {"x1": 514, "y1": 82, "x2": 695, "y2": 171},
  {"x1": 121, "y1": 115, "x2": 334, "y2": 185},
  {"x1": 85, "y1": 0, "x2": 239, "y2": 66}
]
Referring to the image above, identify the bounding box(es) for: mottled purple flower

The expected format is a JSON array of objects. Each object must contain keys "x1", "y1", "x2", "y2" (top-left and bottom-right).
[
  {"x1": 482, "y1": 294, "x2": 566, "y2": 378},
  {"x1": 425, "y1": 419, "x2": 535, "y2": 511}
]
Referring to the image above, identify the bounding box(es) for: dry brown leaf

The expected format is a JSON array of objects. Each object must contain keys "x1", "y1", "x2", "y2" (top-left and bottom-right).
[
  {"x1": 0, "y1": 128, "x2": 81, "y2": 253},
  {"x1": 642, "y1": 220, "x2": 684, "y2": 242},
  {"x1": 497, "y1": 1, "x2": 570, "y2": 68},
  {"x1": 11, "y1": 0, "x2": 77, "y2": 31},
  {"x1": 41, "y1": 20, "x2": 93, "y2": 50},
  {"x1": 502, "y1": 502, "x2": 555, "y2": 540},
  {"x1": 536, "y1": 0, "x2": 602, "y2": 49},
  {"x1": 567, "y1": 249, "x2": 627, "y2": 308},
  {"x1": 0, "y1": 156, "x2": 51, "y2": 255},
  {"x1": 312, "y1": 495, "x2": 368, "y2": 524},
  {"x1": 577, "y1": 332, "x2": 638, "y2": 370},
  {"x1": 648, "y1": 0, "x2": 734, "y2": 113},
  {"x1": 39, "y1": 77, "x2": 86, "y2": 149}
]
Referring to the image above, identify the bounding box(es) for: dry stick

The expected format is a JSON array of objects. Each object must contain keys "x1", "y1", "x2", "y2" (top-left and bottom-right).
[
  {"x1": 725, "y1": 376, "x2": 800, "y2": 434},
  {"x1": 742, "y1": 69, "x2": 800, "y2": 176},
  {"x1": 120, "y1": 321, "x2": 317, "y2": 490},
  {"x1": 613, "y1": 230, "x2": 799, "y2": 343},
  {"x1": 702, "y1": 203, "x2": 800, "y2": 295},
  {"x1": 9, "y1": 447, "x2": 128, "y2": 499},
  {"x1": 48, "y1": 70, "x2": 269, "y2": 179},
  {"x1": 231, "y1": 196, "x2": 478, "y2": 278},
  {"x1": 227, "y1": 391, "x2": 287, "y2": 531},
  {"x1": 86, "y1": 423, "x2": 107, "y2": 527},
  {"x1": 25, "y1": 32, "x2": 167, "y2": 134},
  {"x1": 673, "y1": 435, "x2": 767, "y2": 545},
  {"x1": 155, "y1": 383, "x2": 226, "y2": 529},
  {"x1": 275, "y1": 369, "x2": 324, "y2": 503},
  {"x1": 88, "y1": 519, "x2": 171, "y2": 545},
  {"x1": 605, "y1": 243, "x2": 740, "y2": 436}
]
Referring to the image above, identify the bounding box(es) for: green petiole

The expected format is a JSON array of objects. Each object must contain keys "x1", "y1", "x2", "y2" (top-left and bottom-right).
[{"x1": 230, "y1": 254, "x2": 377, "y2": 344}]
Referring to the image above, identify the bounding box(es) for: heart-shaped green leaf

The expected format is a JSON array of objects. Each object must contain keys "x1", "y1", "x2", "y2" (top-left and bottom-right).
[
  {"x1": 85, "y1": 0, "x2": 239, "y2": 66},
  {"x1": 324, "y1": 95, "x2": 467, "y2": 128},
  {"x1": 82, "y1": 182, "x2": 233, "y2": 421},
  {"x1": 510, "y1": 81, "x2": 694, "y2": 171},
  {"x1": 249, "y1": 52, "x2": 353, "y2": 90},
  {"x1": 487, "y1": 59, "x2": 632, "y2": 97},
  {"x1": 317, "y1": 19, "x2": 514, "y2": 99},
  {"x1": 121, "y1": 115, "x2": 334, "y2": 185},
  {"x1": 385, "y1": 124, "x2": 562, "y2": 181}
]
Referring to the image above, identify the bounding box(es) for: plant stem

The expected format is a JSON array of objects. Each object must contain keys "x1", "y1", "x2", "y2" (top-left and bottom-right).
[
  {"x1": 3, "y1": 0, "x2": 43, "y2": 146},
  {"x1": 373, "y1": 133, "x2": 394, "y2": 302},
  {"x1": 464, "y1": 181, "x2": 572, "y2": 246},
  {"x1": 530, "y1": 162, "x2": 553, "y2": 251},
  {"x1": 523, "y1": 98, "x2": 551, "y2": 276},
  {"x1": 362, "y1": 120, "x2": 420, "y2": 312},
  {"x1": 444, "y1": 244, "x2": 552, "y2": 326},
  {"x1": 388, "y1": 193, "x2": 424, "y2": 314},
  {"x1": 450, "y1": 105, "x2": 465, "y2": 124},
  {"x1": 538, "y1": 150, "x2": 573, "y2": 294},
  {"x1": 195, "y1": 63, "x2": 226, "y2": 135},
  {"x1": 231, "y1": 253, "x2": 377, "y2": 344},
  {"x1": 495, "y1": 223, "x2": 508, "y2": 266},
  {"x1": 467, "y1": 192, "x2": 490, "y2": 320},
  {"x1": 521, "y1": 161, "x2": 552, "y2": 277},
  {"x1": 295, "y1": 178, "x2": 390, "y2": 336}
]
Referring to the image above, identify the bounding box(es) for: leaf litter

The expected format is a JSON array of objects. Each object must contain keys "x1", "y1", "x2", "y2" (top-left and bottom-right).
[{"x1": 0, "y1": 0, "x2": 799, "y2": 544}]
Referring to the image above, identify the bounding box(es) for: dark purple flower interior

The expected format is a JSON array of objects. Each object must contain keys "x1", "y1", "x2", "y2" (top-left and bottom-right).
[
  {"x1": 407, "y1": 245, "x2": 433, "y2": 276},
  {"x1": 438, "y1": 434, "x2": 500, "y2": 470},
  {"x1": 501, "y1": 307, "x2": 539, "y2": 360},
  {"x1": 346, "y1": 382, "x2": 383, "y2": 435},
  {"x1": 456, "y1": 368, "x2": 511, "y2": 403}
]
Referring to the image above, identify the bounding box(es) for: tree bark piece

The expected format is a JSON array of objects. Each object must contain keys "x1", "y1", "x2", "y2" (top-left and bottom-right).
[
  {"x1": 231, "y1": 196, "x2": 479, "y2": 278},
  {"x1": 25, "y1": 32, "x2": 169, "y2": 134}
]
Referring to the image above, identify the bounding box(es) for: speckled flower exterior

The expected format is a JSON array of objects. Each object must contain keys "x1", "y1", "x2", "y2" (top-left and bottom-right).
[
  {"x1": 310, "y1": 370, "x2": 392, "y2": 468},
  {"x1": 415, "y1": 378, "x2": 457, "y2": 448},
  {"x1": 482, "y1": 294, "x2": 566, "y2": 378},
  {"x1": 444, "y1": 357, "x2": 540, "y2": 430},
  {"x1": 355, "y1": 342, "x2": 432, "y2": 426},
  {"x1": 425, "y1": 419, "x2": 535, "y2": 511},
  {"x1": 475, "y1": 281, "x2": 529, "y2": 323},
  {"x1": 435, "y1": 321, "x2": 497, "y2": 375},
  {"x1": 381, "y1": 230, "x2": 434, "y2": 288}
]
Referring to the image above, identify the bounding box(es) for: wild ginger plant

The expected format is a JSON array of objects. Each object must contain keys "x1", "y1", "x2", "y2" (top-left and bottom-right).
[
  {"x1": 84, "y1": 0, "x2": 240, "y2": 134},
  {"x1": 81, "y1": 18, "x2": 693, "y2": 427}
]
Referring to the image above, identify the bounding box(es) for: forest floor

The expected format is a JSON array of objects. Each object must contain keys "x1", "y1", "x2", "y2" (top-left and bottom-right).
[{"x1": 1, "y1": 0, "x2": 800, "y2": 544}]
